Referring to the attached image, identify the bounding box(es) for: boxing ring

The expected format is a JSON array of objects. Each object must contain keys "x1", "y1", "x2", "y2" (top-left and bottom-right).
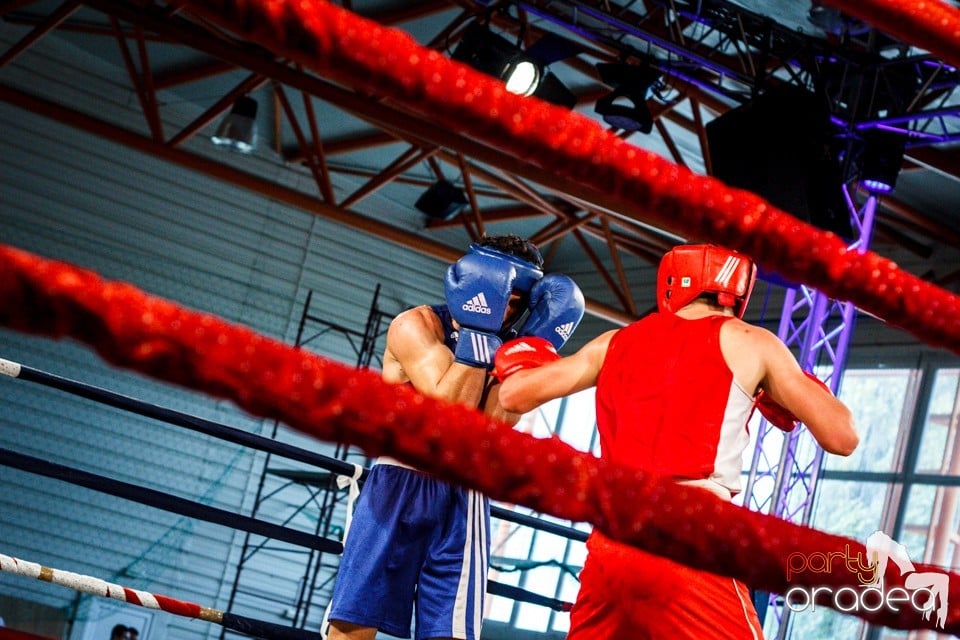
[
  {"x1": 0, "y1": 356, "x2": 578, "y2": 630},
  {"x1": 2, "y1": 0, "x2": 960, "y2": 636}
]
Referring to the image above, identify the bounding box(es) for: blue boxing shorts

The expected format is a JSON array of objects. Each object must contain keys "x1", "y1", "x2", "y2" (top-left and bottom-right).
[{"x1": 327, "y1": 462, "x2": 490, "y2": 640}]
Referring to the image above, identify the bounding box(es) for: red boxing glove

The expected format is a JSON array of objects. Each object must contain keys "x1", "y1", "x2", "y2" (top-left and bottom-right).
[
  {"x1": 754, "y1": 372, "x2": 832, "y2": 432},
  {"x1": 754, "y1": 391, "x2": 799, "y2": 432},
  {"x1": 493, "y1": 337, "x2": 559, "y2": 382}
]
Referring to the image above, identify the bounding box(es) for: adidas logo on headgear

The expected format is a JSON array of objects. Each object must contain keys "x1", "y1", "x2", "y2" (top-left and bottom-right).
[
  {"x1": 555, "y1": 322, "x2": 575, "y2": 340},
  {"x1": 714, "y1": 256, "x2": 741, "y2": 286},
  {"x1": 461, "y1": 292, "x2": 492, "y2": 315}
]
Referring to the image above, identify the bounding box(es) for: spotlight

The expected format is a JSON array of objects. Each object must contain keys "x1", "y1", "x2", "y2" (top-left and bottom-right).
[
  {"x1": 452, "y1": 23, "x2": 542, "y2": 97},
  {"x1": 859, "y1": 129, "x2": 906, "y2": 194},
  {"x1": 525, "y1": 32, "x2": 580, "y2": 109},
  {"x1": 595, "y1": 63, "x2": 662, "y2": 133},
  {"x1": 505, "y1": 59, "x2": 540, "y2": 96},
  {"x1": 533, "y1": 71, "x2": 578, "y2": 110},
  {"x1": 415, "y1": 180, "x2": 467, "y2": 221},
  {"x1": 211, "y1": 96, "x2": 258, "y2": 153}
]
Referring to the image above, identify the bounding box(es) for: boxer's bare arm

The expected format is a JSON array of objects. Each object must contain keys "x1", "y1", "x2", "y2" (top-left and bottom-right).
[
  {"x1": 723, "y1": 320, "x2": 858, "y2": 455},
  {"x1": 383, "y1": 306, "x2": 487, "y2": 406},
  {"x1": 481, "y1": 381, "x2": 522, "y2": 426},
  {"x1": 761, "y1": 331, "x2": 858, "y2": 455},
  {"x1": 498, "y1": 330, "x2": 616, "y2": 414}
]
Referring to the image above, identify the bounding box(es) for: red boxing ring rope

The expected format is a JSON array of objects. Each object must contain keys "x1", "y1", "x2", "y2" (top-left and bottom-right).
[
  {"x1": 0, "y1": 553, "x2": 325, "y2": 640},
  {"x1": 1, "y1": 244, "x2": 959, "y2": 633},
  {"x1": 0, "y1": 553, "x2": 212, "y2": 620},
  {"x1": 174, "y1": 0, "x2": 960, "y2": 356},
  {"x1": 3, "y1": 0, "x2": 960, "y2": 633},
  {"x1": 825, "y1": 0, "x2": 960, "y2": 72}
]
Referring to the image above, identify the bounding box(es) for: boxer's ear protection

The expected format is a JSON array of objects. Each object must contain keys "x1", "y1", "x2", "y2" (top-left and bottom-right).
[{"x1": 657, "y1": 244, "x2": 757, "y2": 318}]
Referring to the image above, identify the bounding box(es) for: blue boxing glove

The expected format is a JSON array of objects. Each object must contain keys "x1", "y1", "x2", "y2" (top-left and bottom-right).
[
  {"x1": 519, "y1": 274, "x2": 585, "y2": 351},
  {"x1": 445, "y1": 247, "x2": 542, "y2": 368}
]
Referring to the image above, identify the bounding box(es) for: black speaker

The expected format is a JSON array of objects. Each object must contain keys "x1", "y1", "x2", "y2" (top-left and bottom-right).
[{"x1": 706, "y1": 87, "x2": 853, "y2": 239}]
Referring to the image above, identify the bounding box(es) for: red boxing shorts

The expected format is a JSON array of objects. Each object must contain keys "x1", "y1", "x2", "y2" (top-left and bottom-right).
[{"x1": 567, "y1": 531, "x2": 764, "y2": 640}]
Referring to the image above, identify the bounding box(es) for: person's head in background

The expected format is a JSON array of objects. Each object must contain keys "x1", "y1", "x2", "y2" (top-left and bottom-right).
[
  {"x1": 110, "y1": 625, "x2": 127, "y2": 640},
  {"x1": 127, "y1": 628, "x2": 139, "y2": 640}
]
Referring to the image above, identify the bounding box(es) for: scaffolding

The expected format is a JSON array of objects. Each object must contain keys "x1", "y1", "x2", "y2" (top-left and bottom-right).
[
  {"x1": 743, "y1": 191, "x2": 879, "y2": 638},
  {"x1": 220, "y1": 286, "x2": 391, "y2": 637}
]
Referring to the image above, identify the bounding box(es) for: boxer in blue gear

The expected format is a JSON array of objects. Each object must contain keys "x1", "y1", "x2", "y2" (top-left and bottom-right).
[{"x1": 328, "y1": 234, "x2": 584, "y2": 640}]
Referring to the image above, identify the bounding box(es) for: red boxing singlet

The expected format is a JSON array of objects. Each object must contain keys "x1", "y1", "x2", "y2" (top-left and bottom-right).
[{"x1": 595, "y1": 312, "x2": 753, "y2": 495}]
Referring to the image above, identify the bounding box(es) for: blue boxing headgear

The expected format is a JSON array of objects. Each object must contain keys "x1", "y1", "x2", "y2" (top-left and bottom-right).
[
  {"x1": 467, "y1": 243, "x2": 544, "y2": 297},
  {"x1": 463, "y1": 242, "x2": 544, "y2": 339}
]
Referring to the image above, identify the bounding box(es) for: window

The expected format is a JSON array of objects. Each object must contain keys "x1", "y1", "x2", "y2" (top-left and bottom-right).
[
  {"x1": 781, "y1": 363, "x2": 960, "y2": 640},
  {"x1": 486, "y1": 389, "x2": 596, "y2": 634}
]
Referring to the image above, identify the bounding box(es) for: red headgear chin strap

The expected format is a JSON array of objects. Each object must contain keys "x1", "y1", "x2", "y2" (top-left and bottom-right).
[{"x1": 656, "y1": 244, "x2": 757, "y2": 318}]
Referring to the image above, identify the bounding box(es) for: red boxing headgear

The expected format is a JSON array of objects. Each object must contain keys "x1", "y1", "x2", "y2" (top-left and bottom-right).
[{"x1": 657, "y1": 244, "x2": 757, "y2": 318}]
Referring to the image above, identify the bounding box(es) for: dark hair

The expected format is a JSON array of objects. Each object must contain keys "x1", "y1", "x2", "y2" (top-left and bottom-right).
[
  {"x1": 475, "y1": 234, "x2": 542, "y2": 268},
  {"x1": 111, "y1": 626, "x2": 127, "y2": 639}
]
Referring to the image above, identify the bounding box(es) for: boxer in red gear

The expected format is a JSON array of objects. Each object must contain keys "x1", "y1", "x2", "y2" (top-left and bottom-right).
[{"x1": 497, "y1": 243, "x2": 859, "y2": 640}]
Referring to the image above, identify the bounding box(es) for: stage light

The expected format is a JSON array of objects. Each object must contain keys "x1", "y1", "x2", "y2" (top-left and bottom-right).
[
  {"x1": 533, "y1": 71, "x2": 578, "y2": 110},
  {"x1": 505, "y1": 60, "x2": 540, "y2": 96},
  {"x1": 859, "y1": 129, "x2": 906, "y2": 194},
  {"x1": 595, "y1": 63, "x2": 662, "y2": 133},
  {"x1": 452, "y1": 23, "x2": 542, "y2": 97},
  {"x1": 211, "y1": 96, "x2": 258, "y2": 153}
]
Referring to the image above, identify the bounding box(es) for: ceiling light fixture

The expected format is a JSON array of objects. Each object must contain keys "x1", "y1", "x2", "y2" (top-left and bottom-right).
[
  {"x1": 595, "y1": 63, "x2": 662, "y2": 133},
  {"x1": 211, "y1": 96, "x2": 258, "y2": 153},
  {"x1": 415, "y1": 179, "x2": 468, "y2": 221},
  {"x1": 452, "y1": 23, "x2": 542, "y2": 97},
  {"x1": 859, "y1": 129, "x2": 906, "y2": 194}
]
